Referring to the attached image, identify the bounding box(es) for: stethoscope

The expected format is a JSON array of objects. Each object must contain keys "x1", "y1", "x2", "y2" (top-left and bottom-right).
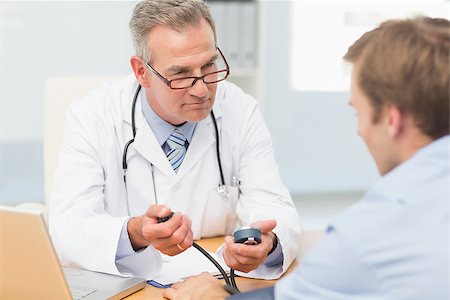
[
  {"x1": 118, "y1": 84, "x2": 261, "y2": 293},
  {"x1": 121, "y1": 83, "x2": 245, "y2": 293},
  {"x1": 121, "y1": 84, "x2": 227, "y2": 204}
]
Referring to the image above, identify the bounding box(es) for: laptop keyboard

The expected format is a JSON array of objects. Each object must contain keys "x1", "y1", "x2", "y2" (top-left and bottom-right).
[{"x1": 69, "y1": 285, "x2": 97, "y2": 300}]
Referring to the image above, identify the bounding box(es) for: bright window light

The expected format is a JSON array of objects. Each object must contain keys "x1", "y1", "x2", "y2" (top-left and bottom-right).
[{"x1": 291, "y1": 1, "x2": 449, "y2": 91}]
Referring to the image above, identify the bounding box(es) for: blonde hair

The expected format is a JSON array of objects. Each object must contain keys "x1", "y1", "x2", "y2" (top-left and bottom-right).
[
  {"x1": 129, "y1": 0, "x2": 216, "y2": 63},
  {"x1": 344, "y1": 17, "x2": 450, "y2": 139}
]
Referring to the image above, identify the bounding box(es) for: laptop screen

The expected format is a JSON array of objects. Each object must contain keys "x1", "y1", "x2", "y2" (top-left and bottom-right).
[{"x1": 0, "y1": 206, "x2": 145, "y2": 300}]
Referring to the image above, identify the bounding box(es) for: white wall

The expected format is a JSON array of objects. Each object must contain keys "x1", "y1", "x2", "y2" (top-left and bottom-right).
[
  {"x1": 1, "y1": 1, "x2": 445, "y2": 204},
  {"x1": 0, "y1": 1, "x2": 138, "y2": 204},
  {"x1": 0, "y1": 1, "x2": 137, "y2": 141}
]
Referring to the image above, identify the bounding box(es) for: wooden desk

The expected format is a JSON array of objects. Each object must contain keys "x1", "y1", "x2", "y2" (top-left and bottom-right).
[{"x1": 124, "y1": 237, "x2": 299, "y2": 299}]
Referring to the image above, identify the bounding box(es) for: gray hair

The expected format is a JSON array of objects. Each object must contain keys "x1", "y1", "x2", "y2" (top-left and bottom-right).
[{"x1": 129, "y1": 0, "x2": 216, "y2": 63}]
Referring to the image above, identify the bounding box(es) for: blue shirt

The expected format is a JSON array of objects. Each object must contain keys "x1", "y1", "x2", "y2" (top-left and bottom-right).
[
  {"x1": 140, "y1": 90, "x2": 196, "y2": 151},
  {"x1": 276, "y1": 136, "x2": 449, "y2": 300}
]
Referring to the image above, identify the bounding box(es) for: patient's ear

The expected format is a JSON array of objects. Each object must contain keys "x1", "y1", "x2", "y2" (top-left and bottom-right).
[
  {"x1": 130, "y1": 56, "x2": 151, "y2": 88},
  {"x1": 386, "y1": 104, "x2": 403, "y2": 138}
]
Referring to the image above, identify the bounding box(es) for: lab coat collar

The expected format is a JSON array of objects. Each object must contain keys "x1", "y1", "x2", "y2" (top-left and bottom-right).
[
  {"x1": 176, "y1": 115, "x2": 216, "y2": 179},
  {"x1": 133, "y1": 114, "x2": 175, "y2": 177},
  {"x1": 132, "y1": 113, "x2": 217, "y2": 180}
]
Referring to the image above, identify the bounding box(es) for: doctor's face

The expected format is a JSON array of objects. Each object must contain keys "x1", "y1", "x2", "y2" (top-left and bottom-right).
[{"x1": 143, "y1": 19, "x2": 219, "y2": 126}]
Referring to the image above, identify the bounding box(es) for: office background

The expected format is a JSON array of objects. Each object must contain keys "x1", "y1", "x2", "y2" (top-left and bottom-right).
[{"x1": 0, "y1": 1, "x2": 447, "y2": 229}]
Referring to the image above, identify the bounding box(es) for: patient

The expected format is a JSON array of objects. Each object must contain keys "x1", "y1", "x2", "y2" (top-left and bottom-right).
[{"x1": 163, "y1": 16, "x2": 450, "y2": 300}]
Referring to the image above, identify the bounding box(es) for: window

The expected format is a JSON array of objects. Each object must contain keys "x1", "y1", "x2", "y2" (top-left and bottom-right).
[{"x1": 291, "y1": 1, "x2": 449, "y2": 91}]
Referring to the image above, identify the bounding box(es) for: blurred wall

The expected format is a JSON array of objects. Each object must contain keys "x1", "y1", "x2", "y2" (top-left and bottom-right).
[
  {"x1": 258, "y1": 1, "x2": 379, "y2": 194},
  {"x1": 4, "y1": 1, "x2": 443, "y2": 204},
  {"x1": 0, "y1": 1, "x2": 137, "y2": 204}
]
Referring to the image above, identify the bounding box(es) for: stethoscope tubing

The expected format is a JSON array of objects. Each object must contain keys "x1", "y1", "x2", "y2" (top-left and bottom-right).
[{"x1": 122, "y1": 84, "x2": 225, "y2": 186}]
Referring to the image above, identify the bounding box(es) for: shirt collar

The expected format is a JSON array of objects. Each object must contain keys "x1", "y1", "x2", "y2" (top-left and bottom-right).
[
  {"x1": 363, "y1": 135, "x2": 449, "y2": 203},
  {"x1": 140, "y1": 89, "x2": 196, "y2": 146}
]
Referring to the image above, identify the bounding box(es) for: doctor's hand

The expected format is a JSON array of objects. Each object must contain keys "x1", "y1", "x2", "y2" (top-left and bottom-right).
[
  {"x1": 127, "y1": 205, "x2": 193, "y2": 256},
  {"x1": 222, "y1": 219, "x2": 277, "y2": 273}
]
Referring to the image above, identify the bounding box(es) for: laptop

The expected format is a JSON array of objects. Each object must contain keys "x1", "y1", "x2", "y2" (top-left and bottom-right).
[{"x1": 0, "y1": 206, "x2": 146, "y2": 299}]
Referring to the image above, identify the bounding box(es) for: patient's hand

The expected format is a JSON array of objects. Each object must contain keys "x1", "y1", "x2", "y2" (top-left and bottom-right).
[{"x1": 162, "y1": 272, "x2": 229, "y2": 300}]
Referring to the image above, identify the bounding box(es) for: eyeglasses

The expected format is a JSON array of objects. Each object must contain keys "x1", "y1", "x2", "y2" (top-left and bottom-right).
[{"x1": 145, "y1": 47, "x2": 230, "y2": 90}]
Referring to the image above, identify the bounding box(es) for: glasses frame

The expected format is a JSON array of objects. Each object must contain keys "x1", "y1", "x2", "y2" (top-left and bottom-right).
[{"x1": 145, "y1": 47, "x2": 230, "y2": 90}]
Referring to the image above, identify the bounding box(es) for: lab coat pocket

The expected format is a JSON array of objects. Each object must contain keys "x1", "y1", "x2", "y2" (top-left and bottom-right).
[{"x1": 201, "y1": 186, "x2": 239, "y2": 237}]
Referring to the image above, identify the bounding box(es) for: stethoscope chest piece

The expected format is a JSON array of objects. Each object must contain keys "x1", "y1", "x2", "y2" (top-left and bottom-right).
[{"x1": 216, "y1": 184, "x2": 229, "y2": 198}]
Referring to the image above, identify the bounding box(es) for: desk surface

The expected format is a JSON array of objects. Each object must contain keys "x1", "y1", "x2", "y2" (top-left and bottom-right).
[{"x1": 125, "y1": 237, "x2": 299, "y2": 299}]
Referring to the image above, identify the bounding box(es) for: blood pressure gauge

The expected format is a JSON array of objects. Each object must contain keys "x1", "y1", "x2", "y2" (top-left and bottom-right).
[{"x1": 233, "y1": 226, "x2": 261, "y2": 245}]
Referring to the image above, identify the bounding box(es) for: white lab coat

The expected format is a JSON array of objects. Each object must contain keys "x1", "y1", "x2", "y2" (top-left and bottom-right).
[{"x1": 49, "y1": 74, "x2": 302, "y2": 280}]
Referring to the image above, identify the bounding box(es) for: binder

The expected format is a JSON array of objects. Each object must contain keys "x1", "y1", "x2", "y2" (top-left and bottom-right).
[
  {"x1": 208, "y1": 1, "x2": 227, "y2": 55},
  {"x1": 225, "y1": 2, "x2": 240, "y2": 70},
  {"x1": 239, "y1": 1, "x2": 257, "y2": 69},
  {"x1": 208, "y1": 0, "x2": 258, "y2": 71}
]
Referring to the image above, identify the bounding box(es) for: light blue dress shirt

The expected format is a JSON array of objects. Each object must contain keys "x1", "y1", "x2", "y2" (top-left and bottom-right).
[
  {"x1": 140, "y1": 90, "x2": 196, "y2": 151},
  {"x1": 275, "y1": 136, "x2": 449, "y2": 300},
  {"x1": 116, "y1": 90, "x2": 283, "y2": 267}
]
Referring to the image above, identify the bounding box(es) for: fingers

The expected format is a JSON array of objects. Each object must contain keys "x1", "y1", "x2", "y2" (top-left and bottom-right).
[
  {"x1": 146, "y1": 204, "x2": 172, "y2": 219},
  {"x1": 136, "y1": 205, "x2": 195, "y2": 257},
  {"x1": 150, "y1": 214, "x2": 193, "y2": 255},
  {"x1": 223, "y1": 236, "x2": 259, "y2": 272},
  {"x1": 178, "y1": 218, "x2": 193, "y2": 250},
  {"x1": 183, "y1": 272, "x2": 215, "y2": 284},
  {"x1": 170, "y1": 215, "x2": 192, "y2": 247},
  {"x1": 222, "y1": 238, "x2": 240, "y2": 269},
  {"x1": 250, "y1": 219, "x2": 277, "y2": 234},
  {"x1": 223, "y1": 247, "x2": 259, "y2": 273},
  {"x1": 141, "y1": 212, "x2": 182, "y2": 240},
  {"x1": 162, "y1": 287, "x2": 175, "y2": 299},
  {"x1": 223, "y1": 234, "x2": 273, "y2": 273},
  {"x1": 226, "y1": 235, "x2": 271, "y2": 259},
  {"x1": 163, "y1": 273, "x2": 222, "y2": 300}
]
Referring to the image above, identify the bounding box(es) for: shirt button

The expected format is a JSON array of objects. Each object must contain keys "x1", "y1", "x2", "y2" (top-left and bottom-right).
[{"x1": 171, "y1": 183, "x2": 179, "y2": 191}]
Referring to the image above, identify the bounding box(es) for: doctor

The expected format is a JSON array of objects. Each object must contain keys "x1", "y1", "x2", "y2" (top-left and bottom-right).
[{"x1": 49, "y1": 0, "x2": 302, "y2": 280}]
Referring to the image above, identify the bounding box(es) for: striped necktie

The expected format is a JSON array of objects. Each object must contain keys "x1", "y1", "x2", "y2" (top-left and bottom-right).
[{"x1": 166, "y1": 128, "x2": 187, "y2": 173}]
